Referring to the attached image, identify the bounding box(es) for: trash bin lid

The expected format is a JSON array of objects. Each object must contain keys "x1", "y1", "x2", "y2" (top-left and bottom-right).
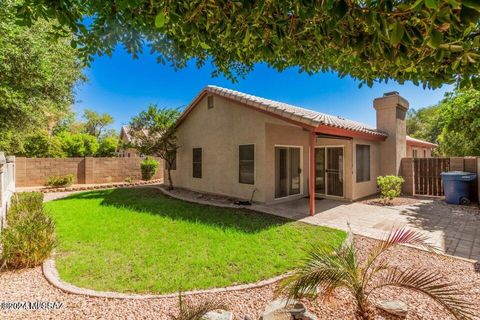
[{"x1": 440, "y1": 171, "x2": 477, "y2": 181}]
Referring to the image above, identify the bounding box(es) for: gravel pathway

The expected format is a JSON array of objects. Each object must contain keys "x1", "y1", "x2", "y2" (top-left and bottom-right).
[{"x1": 0, "y1": 236, "x2": 478, "y2": 320}]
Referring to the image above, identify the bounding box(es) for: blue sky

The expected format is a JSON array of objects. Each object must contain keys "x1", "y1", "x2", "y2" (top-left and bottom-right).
[{"x1": 74, "y1": 47, "x2": 453, "y2": 131}]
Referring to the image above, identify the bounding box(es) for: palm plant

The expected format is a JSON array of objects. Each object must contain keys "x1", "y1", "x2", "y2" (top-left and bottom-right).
[
  {"x1": 170, "y1": 292, "x2": 227, "y2": 320},
  {"x1": 280, "y1": 228, "x2": 474, "y2": 320}
]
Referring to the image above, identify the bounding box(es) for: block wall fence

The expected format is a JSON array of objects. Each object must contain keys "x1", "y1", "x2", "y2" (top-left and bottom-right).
[{"x1": 15, "y1": 157, "x2": 163, "y2": 187}]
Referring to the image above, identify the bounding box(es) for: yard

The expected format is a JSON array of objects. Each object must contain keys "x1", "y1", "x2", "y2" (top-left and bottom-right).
[{"x1": 45, "y1": 187, "x2": 345, "y2": 294}]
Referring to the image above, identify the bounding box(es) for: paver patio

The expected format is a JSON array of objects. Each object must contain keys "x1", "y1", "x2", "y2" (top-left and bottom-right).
[{"x1": 259, "y1": 198, "x2": 480, "y2": 261}]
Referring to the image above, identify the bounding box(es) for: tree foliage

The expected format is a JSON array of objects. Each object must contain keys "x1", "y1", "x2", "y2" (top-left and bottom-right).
[
  {"x1": 280, "y1": 228, "x2": 474, "y2": 319},
  {"x1": 14, "y1": 0, "x2": 480, "y2": 88},
  {"x1": 130, "y1": 105, "x2": 181, "y2": 189},
  {"x1": 55, "y1": 132, "x2": 100, "y2": 157},
  {"x1": 97, "y1": 136, "x2": 119, "y2": 157},
  {"x1": 406, "y1": 106, "x2": 442, "y2": 144},
  {"x1": 83, "y1": 109, "x2": 114, "y2": 137},
  {"x1": 407, "y1": 89, "x2": 480, "y2": 156},
  {"x1": 437, "y1": 89, "x2": 480, "y2": 156},
  {"x1": 0, "y1": 0, "x2": 84, "y2": 154}
]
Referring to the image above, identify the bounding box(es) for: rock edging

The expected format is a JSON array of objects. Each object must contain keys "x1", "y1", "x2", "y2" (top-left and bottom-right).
[{"x1": 42, "y1": 258, "x2": 288, "y2": 300}]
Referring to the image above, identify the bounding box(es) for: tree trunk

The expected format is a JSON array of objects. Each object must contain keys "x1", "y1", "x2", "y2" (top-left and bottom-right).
[
  {"x1": 167, "y1": 167, "x2": 174, "y2": 190},
  {"x1": 355, "y1": 300, "x2": 373, "y2": 320}
]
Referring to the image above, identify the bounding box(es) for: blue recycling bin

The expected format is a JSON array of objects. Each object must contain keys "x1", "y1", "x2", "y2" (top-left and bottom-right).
[{"x1": 440, "y1": 171, "x2": 477, "y2": 205}]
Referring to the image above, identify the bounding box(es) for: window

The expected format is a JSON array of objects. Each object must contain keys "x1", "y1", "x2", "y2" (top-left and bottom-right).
[
  {"x1": 356, "y1": 144, "x2": 370, "y2": 183},
  {"x1": 423, "y1": 150, "x2": 427, "y2": 158},
  {"x1": 167, "y1": 151, "x2": 176, "y2": 170},
  {"x1": 239, "y1": 144, "x2": 254, "y2": 184},
  {"x1": 207, "y1": 95, "x2": 214, "y2": 109},
  {"x1": 192, "y1": 148, "x2": 202, "y2": 178},
  {"x1": 413, "y1": 149, "x2": 418, "y2": 158}
]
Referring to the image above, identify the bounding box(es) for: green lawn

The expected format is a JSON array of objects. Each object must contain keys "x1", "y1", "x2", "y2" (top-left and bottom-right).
[{"x1": 45, "y1": 188, "x2": 345, "y2": 294}]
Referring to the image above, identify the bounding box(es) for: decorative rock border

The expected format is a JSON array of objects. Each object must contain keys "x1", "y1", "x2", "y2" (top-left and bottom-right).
[
  {"x1": 152, "y1": 186, "x2": 253, "y2": 210},
  {"x1": 42, "y1": 257, "x2": 288, "y2": 299},
  {"x1": 40, "y1": 179, "x2": 164, "y2": 193}
]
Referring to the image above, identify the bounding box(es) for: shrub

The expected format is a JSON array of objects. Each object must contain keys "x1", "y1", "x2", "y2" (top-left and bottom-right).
[
  {"x1": 46, "y1": 174, "x2": 75, "y2": 187},
  {"x1": 281, "y1": 228, "x2": 474, "y2": 319},
  {"x1": 125, "y1": 176, "x2": 133, "y2": 184},
  {"x1": 140, "y1": 157, "x2": 159, "y2": 181},
  {"x1": 1, "y1": 192, "x2": 55, "y2": 269},
  {"x1": 7, "y1": 192, "x2": 44, "y2": 225},
  {"x1": 377, "y1": 175, "x2": 405, "y2": 203}
]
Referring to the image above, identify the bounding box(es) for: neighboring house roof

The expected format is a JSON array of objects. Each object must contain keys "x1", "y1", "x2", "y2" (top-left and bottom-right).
[
  {"x1": 120, "y1": 125, "x2": 134, "y2": 143},
  {"x1": 120, "y1": 125, "x2": 149, "y2": 145},
  {"x1": 177, "y1": 85, "x2": 387, "y2": 140},
  {"x1": 406, "y1": 135, "x2": 438, "y2": 148}
]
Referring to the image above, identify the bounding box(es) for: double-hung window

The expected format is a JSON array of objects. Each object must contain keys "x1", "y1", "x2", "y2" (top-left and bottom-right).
[
  {"x1": 239, "y1": 145, "x2": 254, "y2": 184},
  {"x1": 356, "y1": 145, "x2": 370, "y2": 183},
  {"x1": 193, "y1": 148, "x2": 202, "y2": 178}
]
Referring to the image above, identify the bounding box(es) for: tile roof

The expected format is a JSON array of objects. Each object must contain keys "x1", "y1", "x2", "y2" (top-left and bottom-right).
[
  {"x1": 198, "y1": 85, "x2": 387, "y2": 138},
  {"x1": 406, "y1": 135, "x2": 438, "y2": 148},
  {"x1": 120, "y1": 125, "x2": 149, "y2": 144}
]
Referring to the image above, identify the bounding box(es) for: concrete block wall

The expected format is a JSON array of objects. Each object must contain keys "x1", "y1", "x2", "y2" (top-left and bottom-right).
[
  {"x1": 400, "y1": 158, "x2": 414, "y2": 195},
  {"x1": 15, "y1": 157, "x2": 163, "y2": 187}
]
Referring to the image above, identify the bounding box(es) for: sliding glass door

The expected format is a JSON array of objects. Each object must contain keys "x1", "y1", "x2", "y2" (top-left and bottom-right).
[
  {"x1": 275, "y1": 147, "x2": 301, "y2": 198},
  {"x1": 315, "y1": 147, "x2": 344, "y2": 197}
]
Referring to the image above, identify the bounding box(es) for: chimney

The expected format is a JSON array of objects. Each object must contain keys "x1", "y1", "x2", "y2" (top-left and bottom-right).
[{"x1": 374, "y1": 92, "x2": 409, "y2": 176}]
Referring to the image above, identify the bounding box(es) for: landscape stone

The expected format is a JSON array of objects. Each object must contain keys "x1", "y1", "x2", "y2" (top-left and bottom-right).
[
  {"x1": 203, "y1": 310, "x2": 234, "y2": 320},
  {"x1": 377, "y1": 300, "x2": 408, "y2": 318},
  {"x1": 262, "y1": 299, "x2": 295, "y2": 320}
]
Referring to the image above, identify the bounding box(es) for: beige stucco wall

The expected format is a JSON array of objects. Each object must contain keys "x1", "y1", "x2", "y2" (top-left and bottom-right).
[
  {"x1": 374, "y1": 94, "x2": 408, "y2": 176},
  {"x1": 170, "y1": 95, "x2": 271, "y2": 202},
  {"x1": 171, "y1": 94, "x2": 382, "y2": 203},
  {"x1": 352, "y1": 138, "x2": 381, "y2": 200},
  {"x1": 406, "y1": 145, "x2": 432, "y2": 158}
]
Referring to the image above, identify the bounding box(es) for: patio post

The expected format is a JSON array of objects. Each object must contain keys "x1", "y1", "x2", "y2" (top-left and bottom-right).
[{"x1": 309, "y1": 130, "x2": 315, "y2": 216}]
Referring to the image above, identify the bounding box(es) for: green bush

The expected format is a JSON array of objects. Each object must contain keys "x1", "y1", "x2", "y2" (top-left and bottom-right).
[
  {"x1": 1, "y1": 192, "x2": 55, "y2": 269},
  {"x1": 7, "y1": 192, "x2": 44, "y2": 225},
  {"x1": 140, "y1": 157, "x2": 159, "y2": 181},
  {"x1": 377, "y1": 175, "x2": 405, "y2": 203},
  {"x1": 46, "y1": 174, "x2": 75, "y2": 187}
]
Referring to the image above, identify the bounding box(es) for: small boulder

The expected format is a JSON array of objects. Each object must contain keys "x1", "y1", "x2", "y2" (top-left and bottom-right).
[
  {"x1": 377, "y1": 300, "x2": 408, "y2": 318},
  {"x1": 290, "y1": 303, "x2": 317, "y2": 320},
  {"x1": 262, "y1": 299, "x2": 295, "y2": 320},
  {"x1": 202, "y1": 310, "x2": 233, "y2": 320}
]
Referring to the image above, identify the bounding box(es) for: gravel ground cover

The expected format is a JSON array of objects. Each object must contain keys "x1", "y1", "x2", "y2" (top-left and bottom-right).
[
  {"x1": 360, "y1": 195, "x2": 432, "y2": 207},
  {"x1": 0, "y1": 236, "x2": 478, "y2": 320}
]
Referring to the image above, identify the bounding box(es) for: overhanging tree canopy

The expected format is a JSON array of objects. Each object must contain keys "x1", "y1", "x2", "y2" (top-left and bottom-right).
[{"x1": 15, "y1": 0, "x2": 480, "y2": 88}]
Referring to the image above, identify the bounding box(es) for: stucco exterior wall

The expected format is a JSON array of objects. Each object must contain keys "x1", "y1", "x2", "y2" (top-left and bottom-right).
[
  {"x1": 352, "y1": 138, "x2": 381, "y2": 200},
  {"x1": 170, "y1": 95, "x2": 270, "y2": 202},
  {"x1": 406, "y1": 145, "x2": 432, "y2": 158},
  {"x1": 264, "y1": 122, "x2": 310, "y2": 203},
  {"x1": 374, "y1": 94, "x2": 409, "y2": 176}
]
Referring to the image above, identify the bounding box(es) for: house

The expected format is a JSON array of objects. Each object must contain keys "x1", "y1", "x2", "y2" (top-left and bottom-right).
[
  {"x1": 406, "y1": 135, "x2": 437, "y2": 158},
  {"x1": 167, "y1": 86, "x2": 435, "y2": 215},
  {"x1": 117, "y1": 125, "x2": 143, "y2": 158}
]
